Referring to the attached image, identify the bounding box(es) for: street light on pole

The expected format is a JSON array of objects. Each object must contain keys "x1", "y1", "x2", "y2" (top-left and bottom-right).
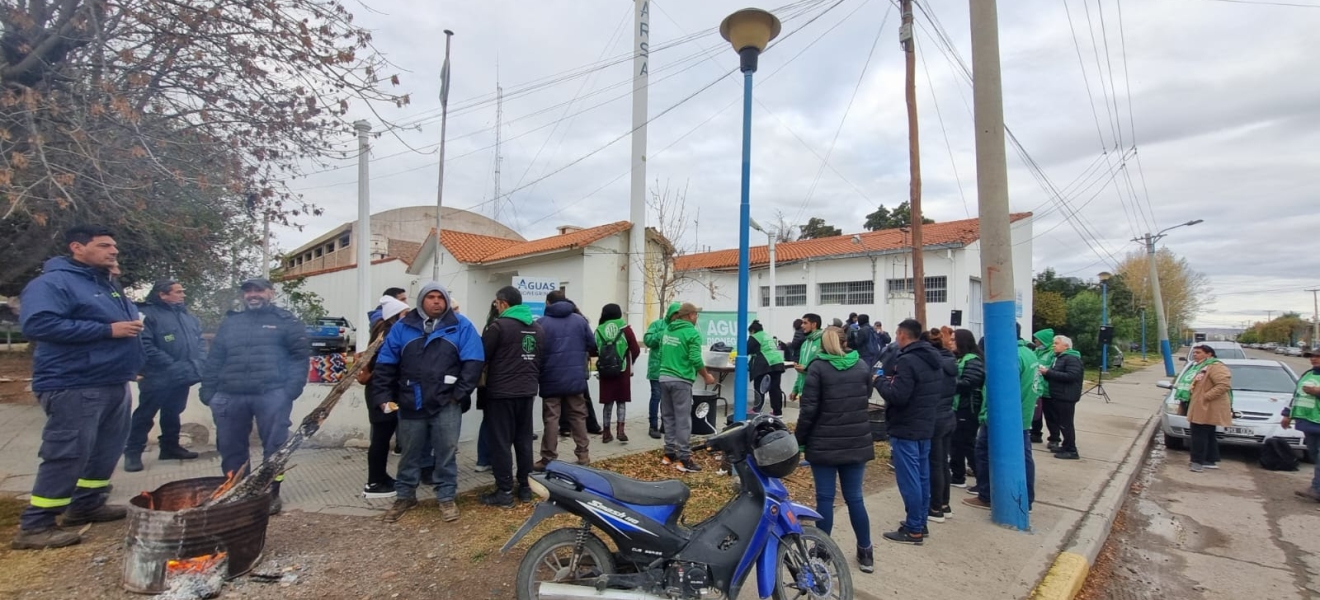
[
  {"x1": 720, "y1": 8, "x2": 780, "y2": 423},
  {"x1": 1133, "y1": 219, "x2": 1203, "y2": 376},
  {"x1": 1099, "y1": 271, "x2": 1112, "y2": 374},
  {"x1": 751, "y1": 218, "x2": 776, "y2": 340}
]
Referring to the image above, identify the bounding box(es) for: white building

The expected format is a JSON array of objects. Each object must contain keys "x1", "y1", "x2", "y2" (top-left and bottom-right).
[{"x1": 672, "y1": 214, "x2": 1035, "y2": 343}]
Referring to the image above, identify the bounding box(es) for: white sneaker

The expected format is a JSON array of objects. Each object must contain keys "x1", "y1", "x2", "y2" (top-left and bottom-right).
[
  {"x1": 1189, "y1": 463, "x2": 1204, "y2": 473},
  {"x1": 474, "y1": 464, "x2": 492, "y2": 473},
  {"x1": 1204, "y1": 463, "x2": 1219, "y2": 470}
]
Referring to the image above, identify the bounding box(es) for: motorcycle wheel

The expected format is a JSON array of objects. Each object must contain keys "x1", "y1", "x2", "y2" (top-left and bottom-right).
[
  {"x1": 772, "y1": 525, "x2": 854, "y2": 600},
  {"x1": 516, "y1": 527, "x2": 616, "y2": 600}
]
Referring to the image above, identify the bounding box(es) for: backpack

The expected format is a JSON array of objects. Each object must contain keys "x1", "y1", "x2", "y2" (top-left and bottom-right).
[
  {"x1": 1259, "y1": 437, "x2": 1300, "y2": 471},
  {"x1": 597, "y1": 329, "x2": 626, "y2": 379}
]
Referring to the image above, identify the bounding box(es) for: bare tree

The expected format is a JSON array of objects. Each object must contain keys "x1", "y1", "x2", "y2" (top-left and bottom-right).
[{"x1": 643, "y1": 178, "x2": 700, "y2": 314}]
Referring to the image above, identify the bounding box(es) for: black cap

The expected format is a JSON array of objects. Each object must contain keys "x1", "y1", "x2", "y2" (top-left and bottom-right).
[
  {"x1": 240, "y1": 277, "x2": 273, "y2": 291},
  {"x1": 1304, "y1": 348, "x2": 1318, "y2": 357}
]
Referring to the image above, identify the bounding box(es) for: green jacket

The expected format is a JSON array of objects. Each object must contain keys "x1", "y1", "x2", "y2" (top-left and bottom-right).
[
  {"x1": 658, "y1": 319, "x2": 706, "y2": 383},
  {"x1": 792, "y1": 329, "x2": 825, "y2": 396},
  {"x1": 1033, "y1": 328, "x2": 1055, "y2": 367},
  {"x1": 644, "y1": 302, "x2": 682, "y2": 380},
  {"x1": 978, "y1": 339, "x2": 1043, "y2": 429}
]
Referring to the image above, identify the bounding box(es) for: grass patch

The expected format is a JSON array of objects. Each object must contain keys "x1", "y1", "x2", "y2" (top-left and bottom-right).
[{"x1": 1084, "y1": 356, "x2": 1159, "y2": 385}]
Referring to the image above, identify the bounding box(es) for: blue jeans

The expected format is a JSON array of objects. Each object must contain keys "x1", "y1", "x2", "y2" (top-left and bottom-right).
[
  {"x1": 1308, "y1": 434, "x2": 1320, "y2": 493},
  {"x1": 891, "y1": 438, "x2": 931, "y2": 532},
  {"x1": 476, "y1": 415, "x2": 491, "y2": 467},
  {"x1": 648, "y1": 380, "x2": 661, "y2": 430},
  {"x1": 396, "y1": 402, "x2": 462, "y2": 501},
  {"x1": 975, "y1": 426, "x2": 1035, "y2": 508},
  {"x1": 811, "y1": 462, "x2": 871, "y2": 547},
  {"x1": 211, "y1": 389, "x2": 293, "y2": 477}
]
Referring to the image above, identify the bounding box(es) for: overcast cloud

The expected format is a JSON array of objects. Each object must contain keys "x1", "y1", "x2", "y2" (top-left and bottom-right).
[{"x1": 278, "y1": 0, "x2": 1320, "y2": 328}]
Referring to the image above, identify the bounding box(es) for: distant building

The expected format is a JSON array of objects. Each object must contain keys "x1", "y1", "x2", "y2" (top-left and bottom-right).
[{"x1": 672, "y1": 214, "x2": 1035, "y2": 342}]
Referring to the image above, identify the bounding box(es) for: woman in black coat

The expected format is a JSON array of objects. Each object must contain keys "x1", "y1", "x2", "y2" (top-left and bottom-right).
[
  {"x1": 949, "y1": 329, "x2": 985, "y2": 489},
  {"x1": 795, "y1": 326, "x2": 876, "y2": 573}
]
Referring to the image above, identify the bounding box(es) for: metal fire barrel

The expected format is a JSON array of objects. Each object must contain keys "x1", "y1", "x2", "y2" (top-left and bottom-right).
[{"x1": 122, "y1": 476, "x2": 272, "y2": 594}]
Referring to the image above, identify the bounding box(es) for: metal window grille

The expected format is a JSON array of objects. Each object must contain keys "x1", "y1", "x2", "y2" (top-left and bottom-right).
[
  {"x1": 887, "y1": 277, "x2": 947, "y2": 303},
  {"x1": 760, "y1": 284, "x2": 807, "y2": 307},
  {"x1": 818, "y1": 281, "x2": 874, "y2": 305}
]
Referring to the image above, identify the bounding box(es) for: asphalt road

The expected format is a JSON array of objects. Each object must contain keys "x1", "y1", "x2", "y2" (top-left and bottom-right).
[{"x1": 1082, "y1": 348, "x2": 1320, "y2": 599}]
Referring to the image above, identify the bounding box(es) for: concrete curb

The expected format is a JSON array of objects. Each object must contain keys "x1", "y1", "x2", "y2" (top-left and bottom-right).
[{"x1": 1029, "y1": 410, "x2": 1161, "y2": 600}]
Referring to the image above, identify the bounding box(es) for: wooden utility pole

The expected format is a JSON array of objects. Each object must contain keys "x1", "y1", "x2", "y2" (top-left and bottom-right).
[
  {"x1": 1307, "y1": 288, "x2": 1320, "y2": 346},
  {"x1": 901, "y1": 0, "x2": 926, "y2": 326}
]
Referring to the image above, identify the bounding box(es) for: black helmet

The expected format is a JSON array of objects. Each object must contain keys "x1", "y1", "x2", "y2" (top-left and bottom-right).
[{"x1": 752, "y1": 425, "x2": 800, "y2": 479}]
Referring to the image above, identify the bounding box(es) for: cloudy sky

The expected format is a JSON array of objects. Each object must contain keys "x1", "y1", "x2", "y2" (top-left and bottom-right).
[{"x1": 279, "y1": 0, "x2": 1320, "y2": 329}]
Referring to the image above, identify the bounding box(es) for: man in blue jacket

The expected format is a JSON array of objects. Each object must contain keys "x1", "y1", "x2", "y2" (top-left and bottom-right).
[
  {"x1": 13, "y1": 226, "x2": 146, "y2": 550},
  {"x1": 371, "y1": 282, "x2": 484, "y2": 523},
  {"x1": 534, "y1": 290, "x2": 597, "y2": 470},
  {"x1": 874, "y1": 318, "x2": 942, "y2": 545},
  {"x1": 124, "y1": 280, "x2": 204, "y2": 472},
  {"x1": 201, "y1": 277, "x2": 310, "y2": 515}
]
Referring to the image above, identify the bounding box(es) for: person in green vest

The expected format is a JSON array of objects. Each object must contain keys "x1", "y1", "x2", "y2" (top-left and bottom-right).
[
  {"x1": 657, "y1": 303, "x2": 716, "y2": 473},
  {"x1": 790, "y1": 313, "x2": 824, "y2": 402},
  {"x1": 747, "y1": 320, "x2": 787, "y2": 416},
  {"x1": 1283, "y1": 348, "x2": 1320, "y2": 500},
  {"x1": 1029, "y1": 328, "x2": 1055, "y2": 444},
  {"x1": 965, "y1": 324, "x2": 1040, "y2": 510},
  {"x1": 643, "y1": 302, "x2": 682, "y2": 439}
]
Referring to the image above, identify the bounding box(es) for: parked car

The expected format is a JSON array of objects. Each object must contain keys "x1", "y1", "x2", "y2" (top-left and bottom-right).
[
  {"x1": 306, "y1": 317, "x2": 356, "y2": 353},
  {"x1": 1182, "y1": 341, "x2": 1246, "y2": 362},
  {"x1": 1286, "y1": 346, "x2": 1304, "y2": 357},
  {"x1": 1275, "y1": 346, "x2": 1290, "y2": 355},
  {"x1": 1157, "y1": 358, "x2": 1307, "y2": 460}
]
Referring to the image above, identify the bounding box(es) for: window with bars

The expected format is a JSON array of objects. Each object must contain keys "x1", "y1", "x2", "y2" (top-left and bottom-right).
[
  {"x1": 886, "y1": 276, "x2": 948, "y2": 303},
  {"x1": 818, "y1": 281, "x2": 874, "y2": 305},
  {"x1": 759, "y1": 284, "x2": 808, "y2": 307}
]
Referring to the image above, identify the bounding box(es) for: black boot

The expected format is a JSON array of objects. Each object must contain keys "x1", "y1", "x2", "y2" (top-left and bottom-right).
[
  {"x1": 123, "y1": 453, "x2": 144, "y2": 472},
  {"x1": 268, "y1": 481, "x2": 283, "y2": 516},
  {"x1": 857, "y1": 545, "x2": 875, "y2": 573},
  {"x1": 159, "y1": 444, "x2": 199, "y2": 460}
]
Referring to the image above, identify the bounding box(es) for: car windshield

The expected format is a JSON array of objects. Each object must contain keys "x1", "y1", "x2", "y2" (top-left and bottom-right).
[
  {"x1": 1228, "y1": 364, "x2": 1295, "y2": 393},
  {"x1": 315, "y1": 319, "x2": 343, "y2": 326},
  {"x1": 1188, "y1": 347, "x2": 1246, "y2": 360}
]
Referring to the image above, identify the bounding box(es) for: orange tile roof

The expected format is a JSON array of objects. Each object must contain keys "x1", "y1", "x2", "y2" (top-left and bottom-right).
[
  {"x1": 387, "y1": 239, "x2": 423, "y2": 266},
  {"x1": 675, "y1": 213, "x2": 1033, "y2": 272},
  {"x1": 428, "y1": 221, "x2": 633, "y2": 265}
]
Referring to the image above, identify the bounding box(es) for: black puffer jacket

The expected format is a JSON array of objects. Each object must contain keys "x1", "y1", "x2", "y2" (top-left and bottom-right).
[
  {"x1": 875, "y1": 340, "x2": 946, "y2": 440},
  {"x1": 955, "y1": 354, "x2": 986, "y2": 415},
  {"x1": 200, "y1": 305, "x2": 309, "y2": 403},
  {"x1": 1043, "y1": 352, "x2": 1084, "y2": 403},
  {"x1": 137, "y1": 297, "x2": 204, "y2": 391},
  {"x1": 795, "y1": 358, "x2": 876, "y2": 466},
  {"x1": 935, "y1": 346, "x2": 958, "y2": 418},
  {"x1": 482, "y1": 314, "x2": 543, "y2": 400}
]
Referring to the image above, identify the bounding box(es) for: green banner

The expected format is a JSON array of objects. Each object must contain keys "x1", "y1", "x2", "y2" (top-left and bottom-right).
[{"x1": 697, "y1": 311, "x2": 757, "y2": 350}]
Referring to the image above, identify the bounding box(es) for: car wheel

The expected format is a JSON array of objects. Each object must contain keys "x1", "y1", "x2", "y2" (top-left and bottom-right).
[{"x1": 1163, "y1": 434, "x2": 1185, "y2": 451}]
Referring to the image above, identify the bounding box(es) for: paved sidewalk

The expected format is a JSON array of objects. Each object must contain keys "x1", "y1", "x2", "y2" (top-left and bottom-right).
[{"x1": 0, "y1": 401, "x2": 800, "y2": 518}]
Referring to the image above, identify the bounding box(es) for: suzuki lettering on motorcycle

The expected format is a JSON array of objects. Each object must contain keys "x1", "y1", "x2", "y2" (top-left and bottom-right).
[{"x1": 503, "y1": 414, "x2": 855, "y2": 600}]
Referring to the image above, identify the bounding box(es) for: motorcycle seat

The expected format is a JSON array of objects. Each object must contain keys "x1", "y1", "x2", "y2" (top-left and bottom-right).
[{"x1": 548, "y1": 462, "x2": 690, "y2": 507}]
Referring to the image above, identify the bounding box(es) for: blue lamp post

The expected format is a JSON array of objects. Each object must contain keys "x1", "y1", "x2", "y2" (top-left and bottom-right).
[
  {"x1": 720, "y1": 8, "x2": 781, "y2": 422},
  {"x1": 1099, "y1": 271, "x2": 1111, "y2": 373}
]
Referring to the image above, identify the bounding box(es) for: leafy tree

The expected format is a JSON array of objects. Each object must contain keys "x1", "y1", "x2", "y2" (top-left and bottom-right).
[
  {"x1": 1115, "y1": 248, "x2": 1212, "y2": 343},
  {"x1": 1063, "y1": 290, "x2": 1103, "y2": 367},
  {"x1": 1033, "y1": 290, "x2": 1068, "y2": 331},
  {"x1": 1034, "y1": 268, "x2": 1088, "y2": 298},
  {"x1": 798, "y1": 217, "x2": 841, "y2": 239},
  {"x1": 0, "y1": 0, "x2": 408, "y2": 293},
  {"x1": 279, "y1": 277, "x2": 329, "y2": 324},
  {"x1": 864, "y1": 201, "x2": 934, "y2": 231}
]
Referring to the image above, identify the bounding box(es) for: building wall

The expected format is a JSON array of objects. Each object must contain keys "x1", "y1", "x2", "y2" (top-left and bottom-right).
[{"x1": 289, "y1": 259, "x2": 414, "y2": 327}]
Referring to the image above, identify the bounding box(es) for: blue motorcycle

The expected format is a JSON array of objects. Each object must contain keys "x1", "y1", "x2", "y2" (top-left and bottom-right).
[{"x1": 503, "y1": 414, "x2": 854, "y2": 600}]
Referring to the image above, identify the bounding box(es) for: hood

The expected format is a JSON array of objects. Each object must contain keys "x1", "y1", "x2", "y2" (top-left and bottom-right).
[
  {"x1": 416, "y1": 281, "x2": 454, "y2": 320},
  {"x1": 544, "y1": 300, "x2": 577, "y2": 319},
  {"x1": 664, "y1": 302, "x2": 681, "y2": 320},
  {"x1": 902, "y1": 340, "x2": 944, "y2": 370},
  {"x1": 1033, "y1": 329, "x2": 1055, "y2": 348},
  {"x1": 667, "y1": 318, "x2": 695, "y2": 333},
  {"x1": 500, "y1": 304, "x2": 535, "y2": 325},
  {"x1": 143, "y1": 295, "x2": 186, "y2": 311},
  {"x1": 821, "y1": 350, "x2": 860, "y2": 370},
  {"x1": 42, "y1": 256, "x2": 104, "y2": 280},
  {"x1": 1059, "y1": 349, "x2": 1082, "y2": 359}
]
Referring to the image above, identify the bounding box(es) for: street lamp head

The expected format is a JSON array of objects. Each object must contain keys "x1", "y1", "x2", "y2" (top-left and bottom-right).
[
  {"x1": 750, "y1": 218, "x2": 764, "y2": 233},
  {"x1": 1186, "y1": 219, "x2": 1204, "y2": 226},
  {"x1": 720, "y1": 8, "x2": 781, "y2": 73},
  {"x1": 1098, "y1": 271, "x2": 1112, "y2": 282}
]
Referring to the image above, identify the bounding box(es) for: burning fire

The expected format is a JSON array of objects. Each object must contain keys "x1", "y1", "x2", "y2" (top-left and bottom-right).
[
  {"x1": 207, "y1": 469, "x2": 244, "y2": 502},
  {"x1": 166, "y1": 552, "x2": 228, "y2": 575}
]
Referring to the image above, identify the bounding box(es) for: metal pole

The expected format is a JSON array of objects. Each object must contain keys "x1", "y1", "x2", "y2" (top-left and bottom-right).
[
  {"x1": 1101, "y1": 280, "x2": 1109, "y2": 373},
  {"x1": 1141, "y1": 308, "x2": 1147, "y2": 361},
  {"x1": 355, "y1": 120, "x2": 372, "y2": 353},
  {"x1": 1308, "y1": 288, "x2": 1319, "y2": 347},
  {"x1": 261, "y1": 214, "x2": 271, "y2": 280},
  {"x1": 733, "y1": 68, "x2": 755, "y2": 422},
  {"x1": 969, "y1": 0, "x2": 1028, "y2": 530},
  {"x1": 901, "y1": 0, "x2": 926, "y2": 326},
  {"x1": 1146, "y1": 235, "x2": 1175, "y2": 376},
  {"x1": 432, "y1": 30, "x2": 454, "y2": 282},
  {"x1": 767, "y1": 233, "x2": 776, "y2": 339},
  {"x1": 627, "y1": 0, "x2": 650, "y2": 328}
]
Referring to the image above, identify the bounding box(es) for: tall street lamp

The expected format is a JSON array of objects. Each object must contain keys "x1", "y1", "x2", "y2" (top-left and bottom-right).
[
  {"x1": 1098, "y1": 271, "x2": 1112, "y2": 374},
  {"x1": 721, "y1": 8, "x2": 780, "y2": 422},
  {"x1": 751, "y1": 218, "x2": 777, "y2": 340},
  {"x1": 1132, "y1": 219, "x2": 1203, "y2": 376}
]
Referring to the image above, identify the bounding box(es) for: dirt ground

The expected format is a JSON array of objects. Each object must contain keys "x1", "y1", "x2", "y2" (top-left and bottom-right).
[
  {"x1": 0, "y1": 352, "x2": 36, "y2": 406},
  {"x1": 0, "y1": 440, "x2": 893, "y2": 599}
]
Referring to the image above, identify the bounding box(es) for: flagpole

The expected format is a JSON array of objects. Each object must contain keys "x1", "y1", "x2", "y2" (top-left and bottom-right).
[{"x1": 432, "y1": 29, "x2": 454, "y2": 282}]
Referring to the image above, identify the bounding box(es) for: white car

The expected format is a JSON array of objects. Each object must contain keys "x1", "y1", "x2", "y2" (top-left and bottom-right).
[
  {"x1": 1182, "y1": 341, "x2": 1246, "y2": 362},
  {"x1": 1158, "y1": 358, "x2": 1307, "y2": 460}
]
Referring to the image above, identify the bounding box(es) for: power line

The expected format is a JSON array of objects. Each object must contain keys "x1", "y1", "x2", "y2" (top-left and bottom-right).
[
  {"x1": 916, "y1": 35, "x2": 969, "y2": 218},
  {"x1": 1114, "y1": 0, "x2": 1159, "y2": 231},
  {"x1": 1189, "y1": 0, "x2": 1320, "y2": 7}
]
